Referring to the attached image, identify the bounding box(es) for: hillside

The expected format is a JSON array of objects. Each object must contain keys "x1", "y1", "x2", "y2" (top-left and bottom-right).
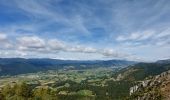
[
  {"x1": 115, "y1": 59, "x2": 170, "y2": 81},
  {"x1": 112, "y1": 59, "x2": 170, "y2": 100},
  {"x1": 127, "y1": 70, "x2": 170, "y2": 100}
]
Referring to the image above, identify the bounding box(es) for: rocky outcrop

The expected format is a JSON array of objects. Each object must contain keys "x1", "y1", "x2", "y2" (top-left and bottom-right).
[
  {"x1": 130, "y1": 85, "x2": 139, "y2": 95},
  {"x1": 129, "y1": 80, "x2": 150, "y2": 95},
  {"x1": 128, "y1": 70, "x2": 170, "y2": 100}
]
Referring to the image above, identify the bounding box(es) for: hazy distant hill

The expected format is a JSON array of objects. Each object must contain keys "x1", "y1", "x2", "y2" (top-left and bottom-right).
[
  {"x1": 0, "y1": 58, "x2": 135, "y2": 76},
  {"x1": 156, "y1": 59, "x2": 170, "y2": 64}
]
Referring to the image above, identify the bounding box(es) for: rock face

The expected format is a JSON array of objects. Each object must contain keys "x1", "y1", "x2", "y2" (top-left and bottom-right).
[
  {"x1": 128, "y1": 70, "x2": 170, "y2": 100},
  {"x1": 129, "y1": 80, "x2": 150, "y2": 96},
  {"x1": 130, "y1": 85, "x2": 139, "y2": 95}
]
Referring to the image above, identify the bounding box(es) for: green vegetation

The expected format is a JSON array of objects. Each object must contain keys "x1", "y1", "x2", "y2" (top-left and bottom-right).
[
  {"x1": 127, "y1": 87, "x2": 162, "y2": 100},
  {"x1": 118, "y1": 62, "x2": 170, "y2": 81},
  {"x1": 0, "y1": 59, "x2": 170, "y2": 100},
  {"x1": 0, "y1": 67, "x2": 133, "y2": 100}
]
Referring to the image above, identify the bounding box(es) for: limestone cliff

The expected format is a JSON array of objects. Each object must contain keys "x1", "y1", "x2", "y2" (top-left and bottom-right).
[{"x1": 128, "y1": 70, "x2": 170, "y2": 100}]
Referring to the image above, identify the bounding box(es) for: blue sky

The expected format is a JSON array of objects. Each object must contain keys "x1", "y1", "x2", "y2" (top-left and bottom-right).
[{"x1": 0, "y1": 0, "x2": 170, "y2": 61}]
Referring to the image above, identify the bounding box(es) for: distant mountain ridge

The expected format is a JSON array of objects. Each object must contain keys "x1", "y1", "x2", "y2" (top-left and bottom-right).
[
  {"x1": 156, "y1": 59, "x2": 170, "y2": 64},
  {"x1": 0, "y1": 58, "x2": 135, "y2": 76}
]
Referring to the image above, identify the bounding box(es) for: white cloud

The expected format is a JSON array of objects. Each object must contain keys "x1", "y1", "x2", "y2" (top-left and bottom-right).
[
  {"x1": 67, "y1": 46, "x2": 97, "y2": 53},
  {"x1": 17, "y1": 36, "x2": 134, "y2": 60},
  {"x1": 17, "y1": 36, "x2": 46, "y2": 50},
  {"x1": 116, "y1": 30, "x2": 155, "y2": 42},
  {"x1": 0, "y1": 33, "x2": 7, "y2": 41},
  {"x1": 101, "y1": 49, "x2": 130, "y2": 59},
  {"x1": 139, "y1": 30, "x2": 155, "y2": 40},
  {"x1": 47, "y1": 39, "x2": 97, "y2": 53},
  {"x1": 0, "y1": 33, "x2": 13, "y2": 49},
  {"x1": 47, "y1": 40, "x2": 130, "y2": 59},
  {"x1": 116, "y1": 33, "x2": 141, "y2": 41},
  {"x1": 154, "y1": 28, "x2": 170, "y2": 39},
  {"x1": 0, "y1": 34, "x2": 141, "y2": 61},
  {"x1": 48, "y1": 39, "x2": 66, "y2": 50},
  {"x1": 115, "y1": 29, "x2": 170, "y2": 49},
  {"x1": 0, "y1": 50, "x2": 27, "y2": 58},
  {"x1": 101, "y1": 49, "x2": 118, "y2": 57},
  {"x1": 81, "y1": 47, "x2": 97, "y2": 53},
  {"x1": 116, "y1": 36, "x2": 126, "y2": 41},
  {"x1": 155, "y1": 39, "x2": 170, "y2": 46}
]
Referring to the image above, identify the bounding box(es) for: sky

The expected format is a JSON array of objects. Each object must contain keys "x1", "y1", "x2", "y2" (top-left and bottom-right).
[{"x1": 0, "y1": 0, "x2": 170, "y2": 61}]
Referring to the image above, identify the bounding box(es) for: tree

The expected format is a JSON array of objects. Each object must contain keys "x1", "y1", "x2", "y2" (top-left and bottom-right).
[
  {"x1": 1, "y1": 84, "x2": 14, "y2": 98},
  {"x1": 0, "y1": 92, "x2": 5, "y2": 100},
  {"x1": 16, "y1": 82, "x2": 32, "y2": 98},
  {"x1": 34, "y1": 87, "x2": 57, "y2": 100}
]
